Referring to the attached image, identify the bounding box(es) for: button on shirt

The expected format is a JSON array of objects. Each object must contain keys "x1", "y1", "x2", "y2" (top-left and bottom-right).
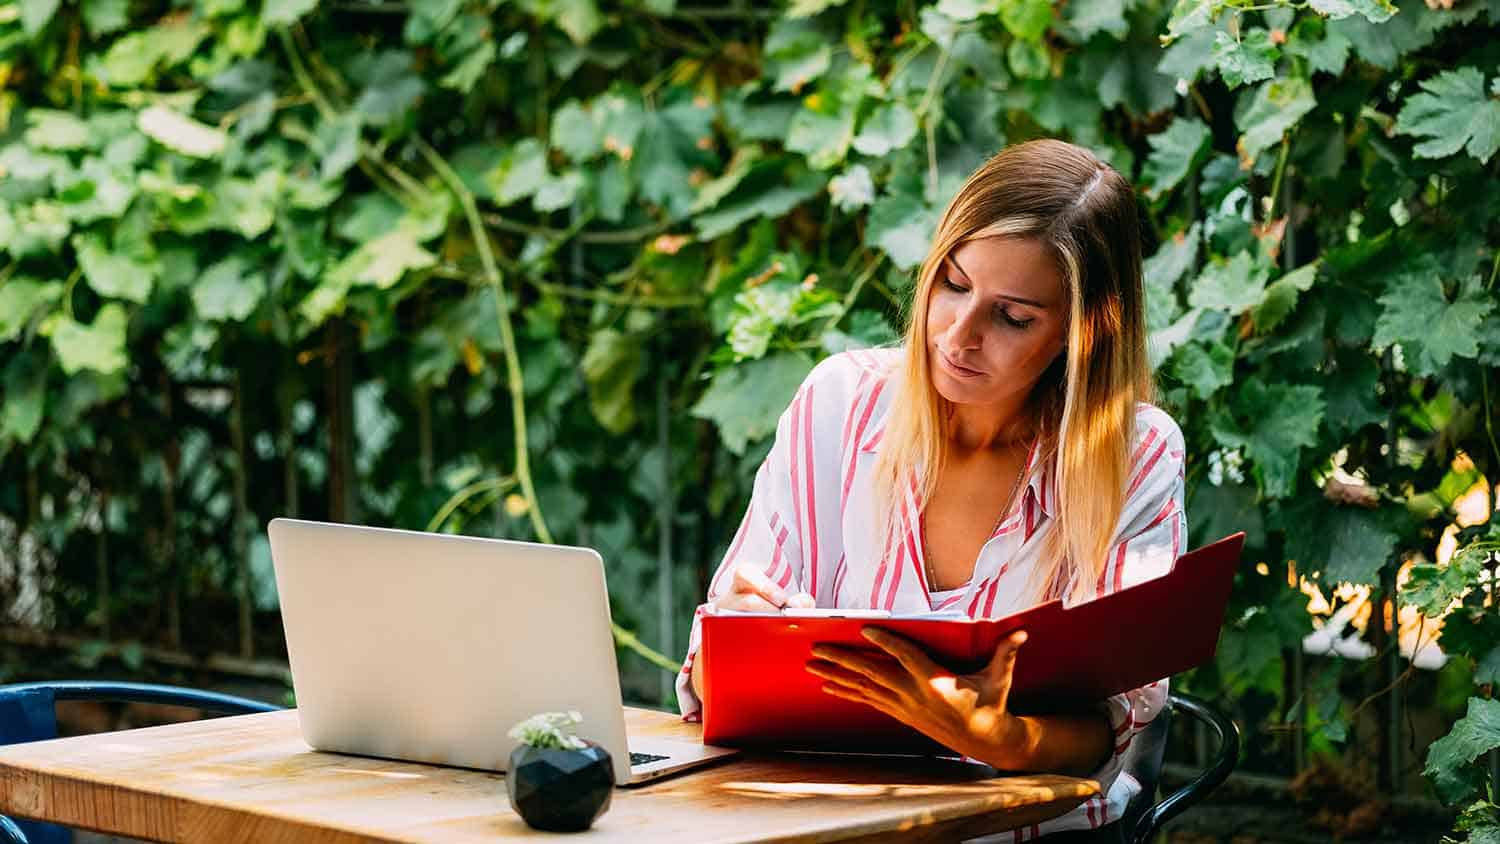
[{"x1": 677, "y1": 348, "x2": 1188, "y2": 839}]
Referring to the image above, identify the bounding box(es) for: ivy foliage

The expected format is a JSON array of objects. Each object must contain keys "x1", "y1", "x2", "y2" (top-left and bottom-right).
[{"x1": 0, "y1": 0, "x2": 1497, "y2": 822}]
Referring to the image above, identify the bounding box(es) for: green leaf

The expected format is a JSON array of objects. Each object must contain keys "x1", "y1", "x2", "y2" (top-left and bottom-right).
[
  {"x1": 137, "y1": 105, "x2": 227, "y2": 158},
  {"x1": 24, "y1": 110, "x2": 91, "y2": 150},
  {"x1": 636, "y1": 92, "x2": 717, "y2": 215},
  {"x1": 692, "y1": 352, "x2": 815, "y2": 454},
  {"x1": 0, "y1": 278, "x2": 62, "y2": 341},
  {"x1": 312, "y1": 113, "x2": 362, "y2": 182},
  {"x1": 1286, "y1": 23, "x2": 1352, "y2": 76},
  {"x1": 439, "y1": 40, "x2": 496, "y2": 93},
  {"x1": 851, "y1": 101, "x2": 918, "y2": 157},
  {"x1": 1210, "y1": 379, "x2": 1324, "y2": 498},
  {"x1": 1064, "y1": 0, "x2": 1129, "y2": 40},
  {"x1": 350, "y1": 51, "x2": 427, "y2": 127},
  {"x1": 1309, "y1": 0, "x2": 1396, "y2": 22},
  {"x1": 81, "y1": 0, "x2": 130, "y2": 36},
  {"x1": 218, "y1": 171, "x2": 281, "y2": 239},
  {"x1": 1144, "y1": 223, "x2": 1202, "y2": 292},
  {"x1": 0, "y1": 353, "x2": 46, "y2": 446},
  {"x1": 533, "y1": 170, "x2": 586, "y2": 213},
  {"x1": 1188, "y1": 251, "x2": 1271, "y2": 315},
  {"x1": 57, "y1": 158, "x2": 137, "y2": 225},
  {"x1": 1007, "y1": 39, "x2": 1052, "y2": 80},
  {"x1": 1235, "y1": 77, "x2": 1317, "y2": 166},
  {"x1": 263, "y1": 0, "x2": 318, "y2": 26},
  {"x1": 1142, "y1": 118, "x2": 1211, "y2": 198},
  {"x1": 44, "y1": 304, "x2": 130, "y2": 375},
  {"x1": 1394, "y1": 67, "x2": 1500, "y2": 164},
  {"x1": 765, "y1": 18, "x2": 833, "y2": 94},
  {"x1": 552, "y1": 100, "x2": 603, "y2": 162},
  {"x1": 1157, "y1": 25, "x2": 1216, "y2": 81},
  {"x1": 865, "y1": 192, "x2": 940, "y2": 271},
  {"x1": 73, "y1": 234, "x2": 154, "y2": 304},
  {"x1": 1320, "y1": 352, "x2": 1384, "y2": 438},
  {"x1": 331, "y1": 228, "x2": 436, "y2": 290},
  {"x1": 1171, "y1": 341, "x2": 1234, "y2": 399},
  {"x1": 1284, "y1": 504, "x2": 1399, "y2": 585},
  {"x1": 999, "y1": 0, "x2": 1055, "y2": 40},
  {"x1": 786, "y1": 64, "x2": 877, "y2": 170},
  {"x1": 1212, "y1": 29, "x2": 1278, "y2": 89},
  {"x1": 787, "y1": 0, "x2": 851, "y2": 16},
  {"x1": 1425, "y1": 697, "x2": 1500, "y2": 804},
  {"x1": 193, "y1": 256, "x2": 266, "y2": 321},
  {"x1": 1402, "y1": 555, "x2": 1485, "y2": 618},
  {"x1": 580, "y1": 329, "x2": 644, "y2": 434},
  {"x1": 485, "y1": 138, "x2": 549, "y2": 206},
  {"x1": 1371, "y1": 265, "x2": 1493, "y2": 375},
  {"x1": 1252, "y1": 260, "x2": 1319, "y2": 332},
  {"x1": 552, "y1": 0, "x2": 602, "y2": 44},
  {"x1": 1165, "y1": 0, "x2": 1219, "y2": 40},
  {"x1": 694, "y1": 163, "x2": 824, "y2": 241},
  {"x1": 20, "y1": 0, "x2": 60, "y2": 35}
]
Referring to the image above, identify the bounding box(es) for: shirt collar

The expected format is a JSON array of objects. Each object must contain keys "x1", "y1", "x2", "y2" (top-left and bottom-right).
[{"x1": 860, "y1": 417, "x2": 1056, "y2": 519}]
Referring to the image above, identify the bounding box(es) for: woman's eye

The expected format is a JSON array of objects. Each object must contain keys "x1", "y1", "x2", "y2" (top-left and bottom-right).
[
  {"x1": 996, "y1": 310, "x2": 1034, "y2": 330},
  {"x1": 941, "y1": 277, "x2": 968, "y2": 293}
]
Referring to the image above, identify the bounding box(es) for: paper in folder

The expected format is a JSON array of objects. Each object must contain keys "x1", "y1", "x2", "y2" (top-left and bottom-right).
[{"x1": 699, "y1": 532, "x2": 1245, "y2": 752}]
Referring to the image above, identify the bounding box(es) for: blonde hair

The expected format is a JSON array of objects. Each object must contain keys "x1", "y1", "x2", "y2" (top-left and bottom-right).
[{"x1": 873, "y1": 139, "x2": 1153, "y2": 607}]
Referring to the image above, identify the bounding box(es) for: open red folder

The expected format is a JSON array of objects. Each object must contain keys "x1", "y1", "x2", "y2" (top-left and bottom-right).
[{"x1": 699, "y1": 533, "x2": 1245, "y2": 751}]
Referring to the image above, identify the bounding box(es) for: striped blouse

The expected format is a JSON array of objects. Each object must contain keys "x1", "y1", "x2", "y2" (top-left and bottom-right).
[{"x1": 677, "y1": 348, "x2": 1187, "y2": 840}]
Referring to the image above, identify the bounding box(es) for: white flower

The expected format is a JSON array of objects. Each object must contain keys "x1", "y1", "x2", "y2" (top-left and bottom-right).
[{"x1": 829, "y1": 164, "x2": 875, "y2": 212}]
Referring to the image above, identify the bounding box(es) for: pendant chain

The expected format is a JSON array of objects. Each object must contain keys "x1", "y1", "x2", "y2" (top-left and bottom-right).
[{"x1": 922, "y1": 439, "x2": 1037, "y2": 594}]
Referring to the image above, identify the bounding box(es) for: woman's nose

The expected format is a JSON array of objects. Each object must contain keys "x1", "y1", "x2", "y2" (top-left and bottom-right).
[{"x1": 950, "y1": 303, "x2": 984, "y2": 349}]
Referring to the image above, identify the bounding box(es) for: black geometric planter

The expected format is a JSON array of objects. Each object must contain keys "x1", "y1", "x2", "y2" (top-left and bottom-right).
[{"x1": 506, "y1": 743, "x2": 615, "y2": 832}]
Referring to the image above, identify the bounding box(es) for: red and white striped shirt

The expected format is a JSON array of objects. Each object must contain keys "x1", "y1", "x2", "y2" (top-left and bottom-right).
[{"x1": 678, "y1": 348, "x2": 1187, "y2": 838}]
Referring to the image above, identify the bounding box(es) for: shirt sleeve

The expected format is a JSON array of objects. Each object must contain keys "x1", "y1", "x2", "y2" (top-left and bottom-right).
[
  {"x1": 675, "y1": 367, "x2": 828, "y2": 720},
  {"x1": 1081, "y1": 407, "x2": 1187, "y2": 827}
]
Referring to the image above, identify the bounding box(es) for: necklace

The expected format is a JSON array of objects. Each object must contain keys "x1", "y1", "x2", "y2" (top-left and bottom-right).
[{"x1": 922, "y1": 439, "x2": 1036, "y2": 594}]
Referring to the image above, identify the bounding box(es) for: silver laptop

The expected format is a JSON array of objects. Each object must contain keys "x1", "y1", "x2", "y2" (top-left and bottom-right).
[{"x1": 266, "y1": 518, "x2": 737, "y2": 786}]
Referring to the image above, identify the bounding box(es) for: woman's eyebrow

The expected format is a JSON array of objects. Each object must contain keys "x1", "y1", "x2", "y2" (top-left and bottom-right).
[{"x1": 945, "y1": 257, "x2": 1049, "y2": 309}]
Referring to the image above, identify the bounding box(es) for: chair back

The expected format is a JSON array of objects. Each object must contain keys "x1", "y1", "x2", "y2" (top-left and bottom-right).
[
  {"x1": 0, "y1": 681, "x2": 280, "y2": 844},
  {"x1": 1129, "y1": 692, "x2": 1240, "y2": 844}
]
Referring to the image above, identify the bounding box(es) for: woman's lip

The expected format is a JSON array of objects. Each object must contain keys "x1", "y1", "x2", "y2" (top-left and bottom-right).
[{"x1": 939, "y1": 349, "x2": 984, "y2": 378}]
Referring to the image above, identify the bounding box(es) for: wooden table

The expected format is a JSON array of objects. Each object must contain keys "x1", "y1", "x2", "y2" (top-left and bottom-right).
[{"x1": 0, "y1": 708, "x2": 1099, "y2": 843}]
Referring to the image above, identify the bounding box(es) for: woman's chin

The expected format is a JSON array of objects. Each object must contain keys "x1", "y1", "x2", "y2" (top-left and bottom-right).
[{"x1": 932, "y1": 371, "x2": 988, "y2": 405}]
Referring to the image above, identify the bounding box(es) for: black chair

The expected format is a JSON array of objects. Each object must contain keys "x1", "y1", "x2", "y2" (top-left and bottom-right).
[
  {"x1": 0, "y1": 681, "x2": 282, "y2": 844},
  {"x1": 1120, "y1": 691, "x2": 1240, "y2": 844}
]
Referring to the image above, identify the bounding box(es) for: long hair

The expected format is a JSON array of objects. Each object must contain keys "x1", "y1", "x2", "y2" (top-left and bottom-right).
[{"x1": 872, "y1": 139, "x2": 1153, "y2": 607}]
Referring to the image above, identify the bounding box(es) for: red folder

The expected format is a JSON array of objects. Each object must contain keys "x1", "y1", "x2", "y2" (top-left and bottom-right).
[{"x1": 700, "y1": 533, "x2": 1245, "y2": 751}]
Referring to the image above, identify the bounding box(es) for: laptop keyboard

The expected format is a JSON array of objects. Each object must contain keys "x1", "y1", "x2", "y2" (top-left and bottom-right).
[{"x1": 629, "y1": 751, "x2": 670, "y2": 767}]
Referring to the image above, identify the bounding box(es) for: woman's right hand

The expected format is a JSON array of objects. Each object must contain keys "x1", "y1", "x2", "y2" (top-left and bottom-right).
[
  {"x1": 693, "y1": 563, "x2": 815, "y2": 701},
  {"x1": 710, "y1": 562, "x2": 816, "y2": 613}
]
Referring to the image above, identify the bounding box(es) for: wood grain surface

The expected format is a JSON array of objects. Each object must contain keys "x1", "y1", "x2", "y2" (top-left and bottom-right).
[{"x1": 0, "y1": 707, "x2": 1098, "y2": 843}]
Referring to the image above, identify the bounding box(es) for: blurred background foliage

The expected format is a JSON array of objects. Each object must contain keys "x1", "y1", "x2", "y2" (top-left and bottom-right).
[{"x1": 0, "y1": 0, "x2": 1498, "y2": 835}]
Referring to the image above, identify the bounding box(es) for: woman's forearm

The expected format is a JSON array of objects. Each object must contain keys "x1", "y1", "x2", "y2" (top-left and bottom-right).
[
  {"x1": 689, "y1": 654, "x2": 705, "y2": 703},
  {"x1": 955, "y1": 711, "x2": 1113, "y2": 777}
]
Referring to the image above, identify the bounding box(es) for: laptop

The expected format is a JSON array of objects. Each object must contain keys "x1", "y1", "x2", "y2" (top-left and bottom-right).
[{"x1": 266, "y1": 517, "x2": 738, "y2": 786}]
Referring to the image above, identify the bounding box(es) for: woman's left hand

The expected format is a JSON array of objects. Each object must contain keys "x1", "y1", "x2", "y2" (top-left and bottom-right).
[{"x1": 806, "y1": 627, "x2": 1031, "y2": 768}]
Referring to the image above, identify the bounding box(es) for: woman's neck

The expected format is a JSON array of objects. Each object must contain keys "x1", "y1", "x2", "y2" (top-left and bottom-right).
[{"x1": 946, "y1": 398, "x2": 1036, "y2": 454}]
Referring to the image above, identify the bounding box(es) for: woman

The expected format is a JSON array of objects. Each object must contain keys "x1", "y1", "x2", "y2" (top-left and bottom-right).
[{"x1": 678, "y1": 139, "x2": 1185, "y2": 842}]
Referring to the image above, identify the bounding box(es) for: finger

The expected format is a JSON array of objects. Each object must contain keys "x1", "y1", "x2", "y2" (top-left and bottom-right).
[
  {"x1": 786, "y1": 591, "x2": 816, "y2": 609},
  {"x1": 717, "y1": 592, "x2": 781, "y2": 613},
  {"x1": 819, "y1": 682, "x2": 903, "y2": 719},
  {"x1": 811, "y1": 644, "x2": 905, "y2": 688},
  {"x1": 983, "y1": 630, "x2": 1028, "y2": 707},
  {"x1": 732, "y1": 564, "x2": 787, "y2": 607},
  {"x1": 806, "y1": 658, "x2": 888, "y2": 691},
  {"x1": 861, "y1": 627, "x2": 943, "y2": 681}
]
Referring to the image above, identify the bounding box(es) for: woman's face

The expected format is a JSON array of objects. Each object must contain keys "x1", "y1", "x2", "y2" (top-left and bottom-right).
[{"x1": 925, "y1": 236, "x2": 1069, "y2": 413}]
